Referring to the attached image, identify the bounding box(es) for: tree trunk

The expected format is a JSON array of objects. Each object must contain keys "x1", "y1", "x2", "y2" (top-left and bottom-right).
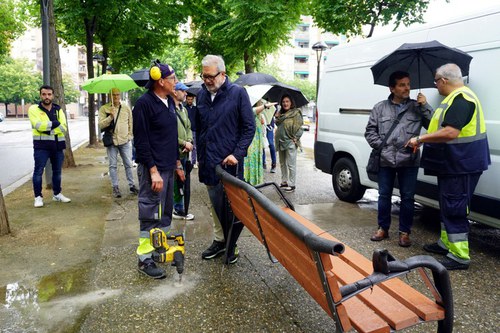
[
  {"x1": 0, "y1": 186, "x2": 10, "y2": 236},
  {"x1": 47, "y1": 0, "x2": 76, "y2": 167},
  {"x1": 85, "y1": 17, "x2": 98, "y2": 147},
  {"x1": 244, "y1": 51, "x2": 254, "y2": 74}
]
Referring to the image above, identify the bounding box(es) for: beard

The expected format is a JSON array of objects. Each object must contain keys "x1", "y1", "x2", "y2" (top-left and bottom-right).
[{"x1": 42, "y1": 98, "x2": 52, "y2": 105}]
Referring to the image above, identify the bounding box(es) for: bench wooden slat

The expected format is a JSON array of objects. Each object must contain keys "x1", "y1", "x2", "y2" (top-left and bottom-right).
[
  {"x1": 284, "y1": 208, "x2": 446, "y2": 323},
  {"x1": 224, "y1": 185, "x2": 263, "y2": 242},
  {"x1": 219, "y1": 172, "x2": 451, "y2": 333}
]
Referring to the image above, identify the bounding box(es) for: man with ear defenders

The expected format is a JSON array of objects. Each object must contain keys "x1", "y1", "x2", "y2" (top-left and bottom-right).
[{"x1": 132, "y1": 61, "x2": 184, "y2": 279}]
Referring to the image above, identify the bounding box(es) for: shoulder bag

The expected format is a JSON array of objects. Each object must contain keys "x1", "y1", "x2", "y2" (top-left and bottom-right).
[
  {"x1": 366, "y1": 111, "x2": 405, "y2": 175},
  {"x1": 102, "y1": 105, "x2": 121, "y2": 147}
]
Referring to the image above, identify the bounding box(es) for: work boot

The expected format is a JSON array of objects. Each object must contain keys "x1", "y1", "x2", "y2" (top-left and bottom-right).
[
  {"x1": 112, "y1": 186, "x2": 122, "y2": 198},
  {"x1": 138, "y1": 258, "x2": 166, "y2": 279},
  {"x1": 423, "y1": 242, "x2": 449, "y2": 255},
  {"x1": 370, "y1": 227, "x2": 389, "y2": 241},
  {"x1": 398, "y1": 232, "x2": 412, "y2": 247},
  {"x1": 201, "y1": 240, "x2": 226, "y2": 260},
  {"x1": 439, "y1": 257, "x2": 469, "y2": 270}
]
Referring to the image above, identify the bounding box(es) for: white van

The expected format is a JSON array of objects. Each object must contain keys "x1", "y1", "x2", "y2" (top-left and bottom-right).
[{"x1": 314, "y1": 8, "x2": 500, "y2": 228}]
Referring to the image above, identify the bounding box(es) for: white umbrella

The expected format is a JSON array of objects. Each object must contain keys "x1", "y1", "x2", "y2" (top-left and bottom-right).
[
  {"x1": 244, "y1": 83, "x2": 309, "y2": 108},
  {"x1": 244, "y1": 84, "x2": 273, "y2": 106}
]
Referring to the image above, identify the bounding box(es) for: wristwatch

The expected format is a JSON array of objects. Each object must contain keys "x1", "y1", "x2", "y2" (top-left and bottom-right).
[{"x1": 416, "y1": 136, "x2": 421, "y2": 144}]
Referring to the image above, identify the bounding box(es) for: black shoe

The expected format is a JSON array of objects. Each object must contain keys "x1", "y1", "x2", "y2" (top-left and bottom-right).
[
  {"x1": 225, "y1": 246, "x2": 239, "y2": 265},
  {"x1": 138, "y1": 258, "x2": 166, "y2": 279},
  {"x1": 423, "y1": 242, "x2": 449, "y2": 255},
  {"x1": 112, "y1": 186, "x2": 122, "y2": 198},
  {"x1": 172, "y1": 210, "x2": 186, "y2": 219},
  {"x1": 129, "y1": 185, "x2": 139, "y2": 195},
  {"x1": 202, "y1": 240, "x2": 226, "y2": 260},
  {"x1": 439, "y1": 257, "x2": 469, "y2": 270},
  {"x1": 279, "y1": 182, "x2": 288, "y2": 188},
  {"x1": 284, "y1": 186, "x2": 296, "y2": 192}
]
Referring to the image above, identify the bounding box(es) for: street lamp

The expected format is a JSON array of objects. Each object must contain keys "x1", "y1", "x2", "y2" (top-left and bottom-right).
[
  {"x1": 92, "y1": 54, "x2": 105, "y2": 77},
  {"x1": 312, "y1": 41, "x2": 328, "y2": 105}
]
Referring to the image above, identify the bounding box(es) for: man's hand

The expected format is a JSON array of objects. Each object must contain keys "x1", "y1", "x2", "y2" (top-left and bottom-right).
[
  {"x1": 222, "y1": 154, "x2": 238, "y2": 166},
  {"x1": 175, "y1": 168, "x2": 186, "y2": 182},
  {"x1": 416, "y1": 92, "x2": 427, "y2": 105},
  {"x1": 108, "y1": 106, "x2": 116, "y2": 118},
  {"x1": 183, "y1": 141, "x2": 193, "y2": 152},
  {"x1": 150, "y1": 168, "x2": 163, "y2": 192}
]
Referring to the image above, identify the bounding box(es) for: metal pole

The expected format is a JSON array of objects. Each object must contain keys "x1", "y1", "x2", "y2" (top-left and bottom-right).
[
  {"x1": 41, "y1": 0, "x2": 50, "y2": 85},
  {"x1": 315, "y1": 51, "x2": 321, "y2": 103}
]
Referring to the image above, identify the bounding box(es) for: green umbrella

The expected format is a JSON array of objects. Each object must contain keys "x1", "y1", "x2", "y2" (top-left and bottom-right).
[{"x1": 81, "y1": 74, "x2": 139, "y2": 94}]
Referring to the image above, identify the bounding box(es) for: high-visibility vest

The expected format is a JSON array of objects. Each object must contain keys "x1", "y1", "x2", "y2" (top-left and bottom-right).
[
  {"x1": 28, "y1": 103, "x2": 67, "y2": 150},
  {"x1": 422, "y1": 86, "x2": 490, "y2": 174}
]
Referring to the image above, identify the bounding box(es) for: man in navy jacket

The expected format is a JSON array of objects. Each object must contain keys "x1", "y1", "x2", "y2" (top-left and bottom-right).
[
  {"x1": 133, "y1": 62, "x2": 184, "y2": 279},
  {"x1": 196, "y1": 55, "x2": 255, "y2": 264}
]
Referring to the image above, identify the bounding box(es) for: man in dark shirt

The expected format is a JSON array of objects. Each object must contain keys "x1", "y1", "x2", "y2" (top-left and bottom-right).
[
  {"x1": 406, "y1": 63, "x2": 490, "y2": 270},
  {"x1": 132, "y1": 62, "x2": 185, "y2": 279}
]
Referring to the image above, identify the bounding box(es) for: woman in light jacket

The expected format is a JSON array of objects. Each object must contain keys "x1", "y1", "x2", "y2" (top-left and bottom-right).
[{"x1": 275, "y1": 94, "x2": 303, "y2": 192}]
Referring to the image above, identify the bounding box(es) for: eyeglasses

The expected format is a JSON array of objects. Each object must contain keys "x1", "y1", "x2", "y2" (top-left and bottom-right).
[
  {"x1": 433, "y1": 77, "x2": 447, "y2": 86},
  {"x1": 200, "y1": 72, "x2": 221, "y2": 81},
  {"x1": 164, "y1": 75, "x2": 177, "y2": 82}
]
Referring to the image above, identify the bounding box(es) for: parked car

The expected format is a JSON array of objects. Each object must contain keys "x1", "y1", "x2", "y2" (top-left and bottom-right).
[{"x1": 302, "y1": 115, "x2": 310, "y2": 131}]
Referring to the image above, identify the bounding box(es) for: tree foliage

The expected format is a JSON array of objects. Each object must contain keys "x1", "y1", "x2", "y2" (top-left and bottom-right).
[
  {"x1": 187, "y1": 0, "x2": 305, "y2": 73},
  {"x1": 0, "y1": 58, "x2": 42, "y2": 104},
  {"x1": 310, "y1": 0, "x2": 436, "y2": 38},
  {"x1": 0, "y1": 0, "x2": 25, "y2": 59}
]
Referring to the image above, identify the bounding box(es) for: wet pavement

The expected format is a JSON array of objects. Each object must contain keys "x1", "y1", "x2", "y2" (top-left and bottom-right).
[{"x1": 0, "y1": 145, "x2": 498, "y2": 333}]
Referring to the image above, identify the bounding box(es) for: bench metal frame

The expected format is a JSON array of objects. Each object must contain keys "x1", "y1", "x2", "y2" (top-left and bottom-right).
[{"x1": 216, "y1": 166, "x2": 454, "y2": 333}]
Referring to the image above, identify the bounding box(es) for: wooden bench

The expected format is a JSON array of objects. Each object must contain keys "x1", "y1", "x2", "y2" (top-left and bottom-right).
[{"x1": 216, "y1": 166, "x2": 453, "y2": 333}]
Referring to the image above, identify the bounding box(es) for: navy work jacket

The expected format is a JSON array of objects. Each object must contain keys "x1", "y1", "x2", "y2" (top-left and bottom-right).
[
  {"x1": 133, "y1": 90, "x2": 179, "y2": 171},
  {"x1": 196, "y1": 78, "x2": 255, "y2": 186}
]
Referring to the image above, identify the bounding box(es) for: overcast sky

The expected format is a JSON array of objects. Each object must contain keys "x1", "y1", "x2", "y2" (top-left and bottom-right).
[{"x1": 374, "y1": 0, "x2": 500, "y2": 36}]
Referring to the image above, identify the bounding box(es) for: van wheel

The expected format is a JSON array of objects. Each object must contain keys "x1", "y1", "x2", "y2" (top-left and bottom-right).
[{"x1": 332, "y1": 157, "x2": 365, "y2": 202}]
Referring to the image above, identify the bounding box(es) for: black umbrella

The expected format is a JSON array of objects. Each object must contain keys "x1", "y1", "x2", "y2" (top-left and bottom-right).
[
  {"x1": 183, "y1": 159, "x2": 193, "y2": 215},
  {"x1": 129, "y1": 68, "x2": 149, "y2": 87},
  {"x1": 370, "y1": 40, "x2": 473, "y2": 89},
  {"x1": 234, "y1": 72, "x2": 279, "y2": 86},
  {"x1": 185, "y1": 81, "x2": 203, "y2": 96}
]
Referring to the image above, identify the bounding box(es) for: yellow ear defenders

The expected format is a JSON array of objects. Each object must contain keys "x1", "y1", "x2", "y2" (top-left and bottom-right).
[{"x1": 149, "y1": 59, "x2": 162, "y2": 80}]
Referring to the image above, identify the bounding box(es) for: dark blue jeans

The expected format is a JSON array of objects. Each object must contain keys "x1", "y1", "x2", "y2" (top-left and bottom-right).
[
  {"x1": 377, "y1": 166, "x2": 419, "y2": 233},
  {"x1": 33, "y1": 149, "x2": 64, "y2": 197},
  {"x1": 262, "y1": 126, "x2": 276, "y2": 167}
]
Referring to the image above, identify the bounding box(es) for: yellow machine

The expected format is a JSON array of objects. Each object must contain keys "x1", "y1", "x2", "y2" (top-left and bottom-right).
[{"x1": 149, "y1": 228, "x2": 185, "y2": 275}]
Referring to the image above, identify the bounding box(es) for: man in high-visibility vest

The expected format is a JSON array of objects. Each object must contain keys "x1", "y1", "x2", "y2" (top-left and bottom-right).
[
  {"x1": 406, "y1": 63, "x2": 490, "y2": 270},
  {"x1": 28, "y1": 85, "x2": 72, "y2": 208}
]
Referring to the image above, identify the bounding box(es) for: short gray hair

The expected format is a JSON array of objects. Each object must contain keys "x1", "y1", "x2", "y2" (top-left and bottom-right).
[
  {"x1": 435, "y1": 63, "x2": 463, "y2": 84},
  {"x1": 202, "y1": 55, "x2": 226, "y2": 72}
]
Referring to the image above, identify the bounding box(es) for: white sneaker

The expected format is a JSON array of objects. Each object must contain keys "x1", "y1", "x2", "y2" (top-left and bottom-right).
[
  {"x1": 185, "y1": 213, "x2": 195, "y2": 221},
  {"x1": 34, "y1": 196, "x2": 44, "y2": 208},
  {"x1": 53, "y1": 193, "x2": 71, "y2": 203}
]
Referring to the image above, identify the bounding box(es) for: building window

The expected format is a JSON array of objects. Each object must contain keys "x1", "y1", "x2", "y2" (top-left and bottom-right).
[
  {"x1": 325, "y1": 41, "x2": 339, "y2": 49},
  {"x1": 294, "y1": 71, "x2": 309, "y2": 79},
  {"x1": 297, "y1": 23, "x2": 309, "y2": 32},
  {"x1": 294, "y1": 56, "x2": 308, "y2": 64},
  {"x1": 296, "y1": 40, "x2": 309, "y2": 48}
]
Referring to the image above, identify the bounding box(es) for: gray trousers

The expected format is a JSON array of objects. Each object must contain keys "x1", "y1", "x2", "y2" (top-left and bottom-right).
[{"x1": 278, "y1": 145, "x2": 298, "y2": 186}]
